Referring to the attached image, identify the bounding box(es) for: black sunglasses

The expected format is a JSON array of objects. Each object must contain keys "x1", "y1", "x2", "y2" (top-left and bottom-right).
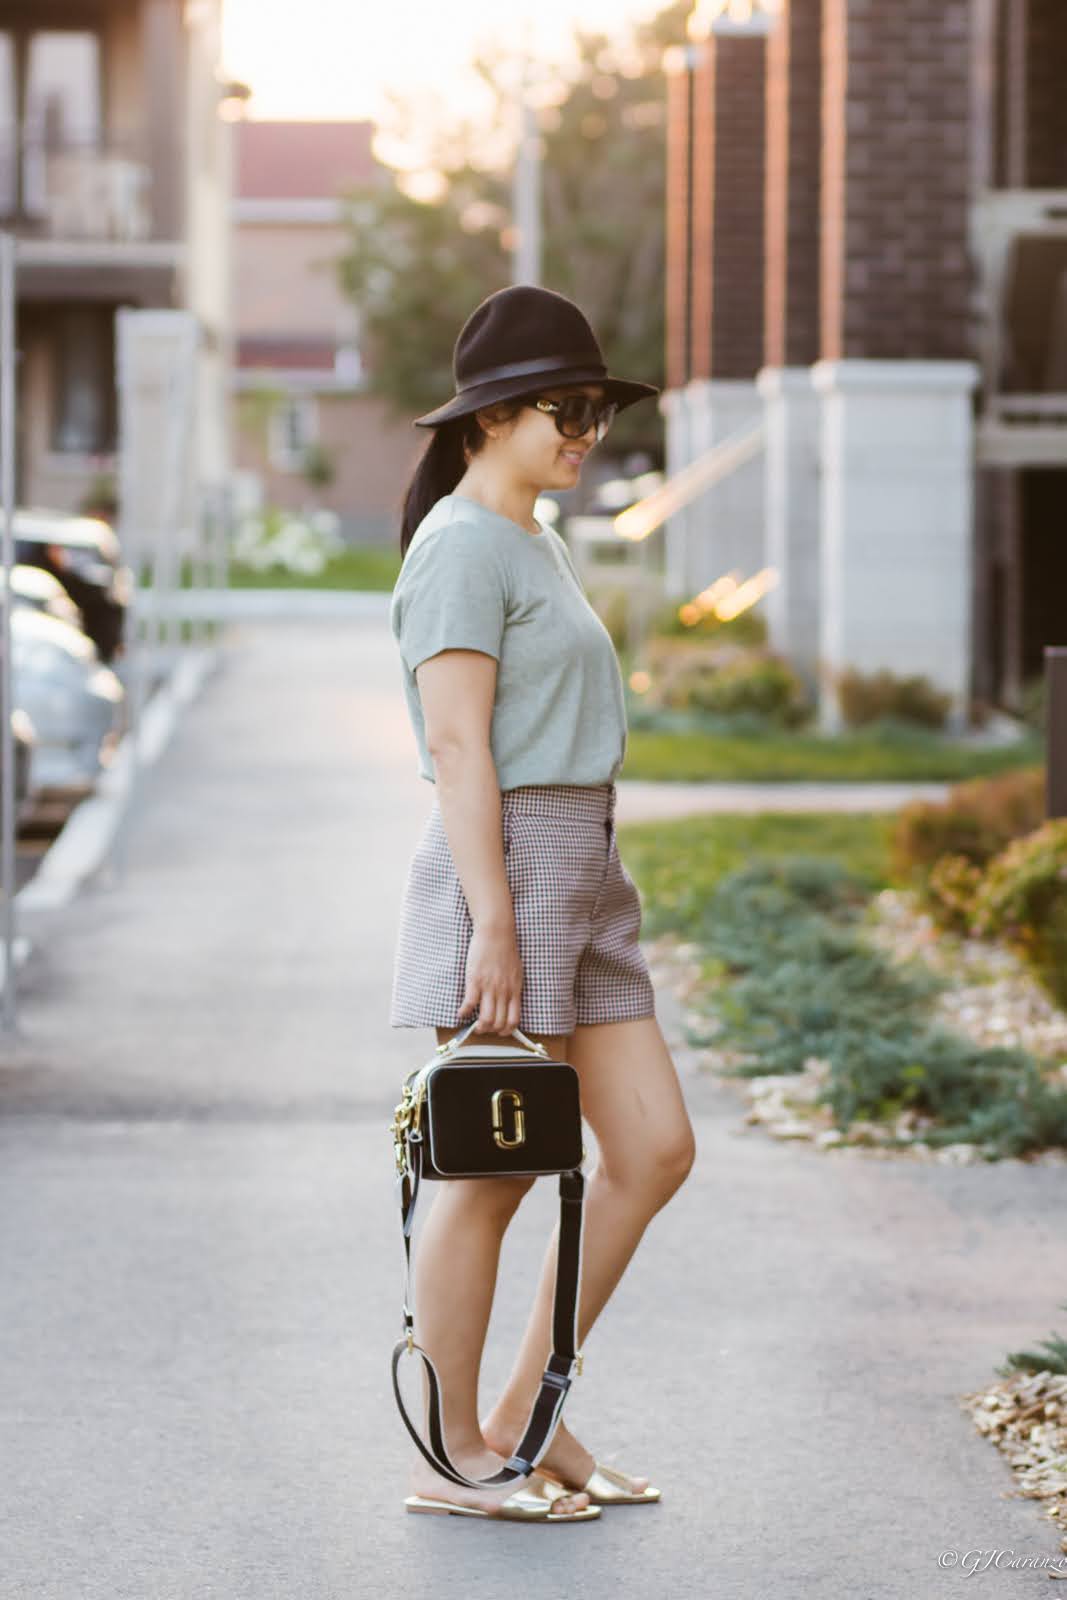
[{"x1": 530, "y1": 393, "x2": 618, "y2": 441}]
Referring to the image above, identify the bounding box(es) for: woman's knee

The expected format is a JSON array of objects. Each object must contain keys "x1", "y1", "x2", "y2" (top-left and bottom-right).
[{"x1": 599, "y1": 1119, "x2": 696, "y2": 1202}]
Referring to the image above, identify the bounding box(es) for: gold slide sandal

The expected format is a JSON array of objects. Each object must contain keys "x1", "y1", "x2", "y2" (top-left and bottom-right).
[
  {"x1": 405, "y1": 1473, "x2": 601, "y2": 1521},
  {"x1": 538, "y1": 1461, "x2": 662, "y2": 1505}
]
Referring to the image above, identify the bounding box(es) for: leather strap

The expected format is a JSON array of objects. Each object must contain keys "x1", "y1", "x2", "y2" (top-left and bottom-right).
[{"x1": 391, "y1": 1132, "x2": 586, "y2": 1488}]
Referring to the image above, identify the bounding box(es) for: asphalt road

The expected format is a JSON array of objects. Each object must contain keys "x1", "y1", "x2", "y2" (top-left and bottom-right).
[{"x1": 2, "y1": 615, "x2": 1065, "y2": 1599}]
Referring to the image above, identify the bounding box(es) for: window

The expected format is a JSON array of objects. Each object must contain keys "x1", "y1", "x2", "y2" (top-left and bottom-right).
[
  {"x1": 269, "y1": 394, "x2": 318, "y2": 471},
  {"x1": 52, "y1": 306, "x2": 115, "y2": 454},
  {"x1": 23, "y1": 30, "x2": 102, "y2": 218},
  {"x1": 334, "y1": 343, "x2": 363, "y2": 385}
]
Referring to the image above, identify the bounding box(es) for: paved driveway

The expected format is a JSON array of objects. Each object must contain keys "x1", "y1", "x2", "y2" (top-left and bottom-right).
[{"x1": 1, "y1": 616, "x2": 1064, "y2": 1598}]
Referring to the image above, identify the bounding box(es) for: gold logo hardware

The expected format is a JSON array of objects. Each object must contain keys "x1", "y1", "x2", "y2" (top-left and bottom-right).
[{"x1": 491, "y1": 1088, "x2": 526, "y2": 1149}]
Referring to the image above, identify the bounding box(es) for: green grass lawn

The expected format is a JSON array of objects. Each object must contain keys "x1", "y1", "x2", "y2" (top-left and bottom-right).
[
  {"x1": 617, "y1": 810, "x2": 895, "y2": 941},
  {"x1": 225, "y1": 547, "x2": 402, "y2": 591},
  {"x1": 164, "y1": 546, "x2": 402, "y2": 592},
  {"x1": 621, "y1": 722, "x2": 1043, "y2": 783}
]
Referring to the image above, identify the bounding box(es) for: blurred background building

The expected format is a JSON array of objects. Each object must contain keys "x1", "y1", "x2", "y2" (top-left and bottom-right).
[
  {"x1": 231, "y1": 118, "x2": 421, "y2": 545},
  {"x1": 0, "y1": 0, "x2": 233, "y2": 515},
  {"x1": 663, "y1": 0, "x2": 1067, "y2": 724}
]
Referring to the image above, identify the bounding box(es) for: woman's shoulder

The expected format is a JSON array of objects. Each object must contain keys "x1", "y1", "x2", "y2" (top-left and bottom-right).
[{"x1": 401, "y1": 498, "x2": 510, "y2": 574}]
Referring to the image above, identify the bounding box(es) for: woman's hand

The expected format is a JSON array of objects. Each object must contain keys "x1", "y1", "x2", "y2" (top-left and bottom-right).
[{"x1": 459, "y1": 919, "x2": 524, "y2": 1035}]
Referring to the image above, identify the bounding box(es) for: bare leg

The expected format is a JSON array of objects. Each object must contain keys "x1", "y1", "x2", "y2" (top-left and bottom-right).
[
  {"x1": 403, "y1": 1026, "x2": 593, "y2": 1517},
  {"x1": 479, "y1": 1016, "x2": 696, "y2": 1488}
]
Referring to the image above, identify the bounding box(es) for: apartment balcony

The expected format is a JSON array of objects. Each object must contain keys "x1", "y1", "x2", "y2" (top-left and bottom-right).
[{"x1": 1, "y1": 133, "x2": 183, "y2": 303}]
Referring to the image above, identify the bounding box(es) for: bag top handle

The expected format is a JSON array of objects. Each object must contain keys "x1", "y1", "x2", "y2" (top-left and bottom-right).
[{"x1": 435, "y1": 1018, "x2": 549, "y2": 1058}]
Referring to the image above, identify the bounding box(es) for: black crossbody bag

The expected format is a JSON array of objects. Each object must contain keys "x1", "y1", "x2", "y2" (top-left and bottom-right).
[{"x1": 389, "y1": 1017, "x2": 587, "y2": 1489}]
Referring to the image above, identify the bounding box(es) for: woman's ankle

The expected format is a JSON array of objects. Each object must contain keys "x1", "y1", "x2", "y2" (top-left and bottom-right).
[
  {"x1": 481, "y1": 1393, "x2": 548, "y2": 1444},
  {"x1": 420, "y1": 1429, "x2": 494, "y2": 1465}
]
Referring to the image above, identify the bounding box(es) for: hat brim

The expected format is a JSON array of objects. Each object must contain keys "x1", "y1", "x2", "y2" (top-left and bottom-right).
[{"x1": 412, "y1": 366, "x2": 660, "y2": 429}]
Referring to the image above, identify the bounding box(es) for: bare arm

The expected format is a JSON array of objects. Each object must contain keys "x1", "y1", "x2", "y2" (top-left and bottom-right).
[{"x1": 415, "y1": 647, "x2": 523, "y2": 1035}]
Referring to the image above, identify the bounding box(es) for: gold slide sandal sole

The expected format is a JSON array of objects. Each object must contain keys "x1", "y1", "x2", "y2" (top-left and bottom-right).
[{"x1": 404, "y1": 1476, "x2": 602, "y2": 1521}]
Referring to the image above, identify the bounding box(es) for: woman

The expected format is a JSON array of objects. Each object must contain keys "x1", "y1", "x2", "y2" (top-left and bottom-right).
[{"x1": 389, "y1": 285, "x2": 697, "y2": 1523}]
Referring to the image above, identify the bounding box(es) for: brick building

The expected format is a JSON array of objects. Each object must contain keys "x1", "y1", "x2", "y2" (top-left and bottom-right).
[{"x1": 663, "y1": 0, "x2": 1067, "y2": 724}]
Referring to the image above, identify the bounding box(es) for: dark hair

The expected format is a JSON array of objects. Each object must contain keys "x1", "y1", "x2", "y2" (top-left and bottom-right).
[{"x1": 398, "y1": 398, "x2": 525, "y2": 557}]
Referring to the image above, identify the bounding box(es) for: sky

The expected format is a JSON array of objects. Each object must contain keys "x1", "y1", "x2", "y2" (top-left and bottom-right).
[{"x1": 220, "y1": 0, "x2": 669, "y2": 124}]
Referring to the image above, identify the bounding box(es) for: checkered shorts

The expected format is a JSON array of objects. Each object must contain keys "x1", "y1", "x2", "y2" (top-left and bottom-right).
[{"x1": 389, "y1": 782, "x2": 656, "y2": 1035}]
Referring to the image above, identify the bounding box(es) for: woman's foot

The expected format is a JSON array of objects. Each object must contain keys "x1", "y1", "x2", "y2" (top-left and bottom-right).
[
  {"x1": 408, "y1": 1442, "x2": 593, "y2": 1519},
  {"x1": 480, "y1": 1406, "x2": 652, "y2": 1497}
]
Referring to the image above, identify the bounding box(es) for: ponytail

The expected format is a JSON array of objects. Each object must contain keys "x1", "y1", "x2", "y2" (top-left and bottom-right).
[
  {"x1": 398, "y1": 398, "x2": 526, "y2": 556},
  {"x1": 399, "y1": 419, "x2": 472, "y2": 557}
]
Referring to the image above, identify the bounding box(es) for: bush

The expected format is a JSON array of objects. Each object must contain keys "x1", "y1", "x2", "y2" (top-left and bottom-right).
[
  {"x1": 639, "y1": 639, "x2": 809, "y2": 726},
  {"x1": 891, "y1": 766, "x2": 1047, "y2": 882},
  {"x1": 837, "y1": 666, "x2": 952, "y2": 730},
  {"x1": 693, "y1": 652, "x2": 809, "y2": 724},
  {"x1": 647, "y1": 596, "x2": 767, "y2": 646},
  {"x1": 971, "y1": 820, "x2": 1067, "y2": 1006},
  {"x1": 924, "y1": 853, "x2": 984, "y2": 933},
  {"x1": 689, "y1": 854, "x2": 1067, "y2": 1157}
]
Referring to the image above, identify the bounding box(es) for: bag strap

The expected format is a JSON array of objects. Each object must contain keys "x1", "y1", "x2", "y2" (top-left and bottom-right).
[{"x1": 390, "y1": 1130, "x2": 586, "y2": 1489}]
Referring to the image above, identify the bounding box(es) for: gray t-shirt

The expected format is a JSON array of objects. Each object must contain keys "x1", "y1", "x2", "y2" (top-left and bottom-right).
[{"x1": 390, "y1": 491, "x2": 627, "y2": 790}]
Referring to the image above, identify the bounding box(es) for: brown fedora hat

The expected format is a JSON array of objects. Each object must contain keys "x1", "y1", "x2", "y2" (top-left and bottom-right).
[{"x1": 413, "y1": 284, "x2": 660, "y2": 429}]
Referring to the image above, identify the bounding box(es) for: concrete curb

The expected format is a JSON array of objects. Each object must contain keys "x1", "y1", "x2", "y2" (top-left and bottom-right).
[
  {"x1": 138, "y1": 588, "x2": 393, "y2": 620},
  {"x1": 615, "y1": 777, "x2": 953, "y2": 819},
  {"x1": 16, "y1": 644, "x2": 222, "y2": 918}
]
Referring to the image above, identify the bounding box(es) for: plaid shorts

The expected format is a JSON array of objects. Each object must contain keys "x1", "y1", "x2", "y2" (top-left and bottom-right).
[{"x1": 389, "y1": 781, "x2": 656, "y2": 1035}]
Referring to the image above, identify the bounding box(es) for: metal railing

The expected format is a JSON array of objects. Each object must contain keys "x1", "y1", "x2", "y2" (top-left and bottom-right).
[
  {"x1": 614, "y1": 418, "x2": 766, "y2": 542},
  {"x1": 0, "y1": 132, "x2": 153, "y2": 243}
]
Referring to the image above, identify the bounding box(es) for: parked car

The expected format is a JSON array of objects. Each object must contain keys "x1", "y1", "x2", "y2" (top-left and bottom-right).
[
  {"x1": 12, "y1": 507, "x2": 132, "y2": 663},
  {"x1": 9, "y1": 606, "x2": 124, "y2": 794},
  {"x1": 0, "y1": 694, "x2": 37, "y2": 824},
  {"x1": 3, "y1": 562, "x2": 84, "y2": 631}
]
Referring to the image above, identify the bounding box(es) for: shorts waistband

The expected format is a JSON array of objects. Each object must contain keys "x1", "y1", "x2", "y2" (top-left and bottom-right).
[{"x1": 498, "y1": 782, "x2": 616, "y2": 822}]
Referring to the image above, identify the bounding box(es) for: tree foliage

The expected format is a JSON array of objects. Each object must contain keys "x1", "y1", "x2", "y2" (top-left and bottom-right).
[{"x1": 335, "y1": 3, "x2": 690, "y2": 456}]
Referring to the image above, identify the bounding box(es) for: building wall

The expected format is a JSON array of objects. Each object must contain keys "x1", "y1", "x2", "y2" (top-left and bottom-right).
[
  {"x1": 764, "y1": 0, "x2": 821, "y2": 368},
  {"x1": 234, "y1": 221, "x2": 356, "y2": 341},
  {"x1": 233, "y1": 389, "x2": 423, "y2": 546},
  {"x1": 182, "y1": 0, "x2": 232, "y2": 490},
  {"x1": 14, "y1": 0, "x2": 231, "y2": 522},
  {"x1": 1027, "y1": 0, "x2": 1067, "y2": 185},
  {"x1": 819, "y1": 0, "x2": 975, "y2": 362}
]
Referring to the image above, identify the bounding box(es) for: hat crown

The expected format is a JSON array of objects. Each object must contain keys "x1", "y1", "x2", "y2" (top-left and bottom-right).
[{"x1": 453, "y1": 285, "x2": 606, "y2": 393}]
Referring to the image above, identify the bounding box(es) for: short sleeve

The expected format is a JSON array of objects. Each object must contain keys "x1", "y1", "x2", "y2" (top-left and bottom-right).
[{"x1": 392, "y1": 521, "x2": 508, "y2": 674}]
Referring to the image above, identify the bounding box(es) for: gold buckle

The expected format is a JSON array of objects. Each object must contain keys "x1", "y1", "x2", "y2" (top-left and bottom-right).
[
  {"x1": 389, "y1": 1081, "x2": 428, "y2": 1175},
  {"x1": 575, "y1": 1349, "x2": 584, "y2": 1376},
  {"x1": 389, "y1": 1086, "x2": 416, "y2": 1175}
]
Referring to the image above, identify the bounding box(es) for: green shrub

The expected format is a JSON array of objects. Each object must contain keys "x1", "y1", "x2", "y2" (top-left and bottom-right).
[
  {"x1": 647, "y1": 596, "x2": 767, "y2": 646},
  {"x1": 837, "y1": 666, "x2": 952, "y2": 730},
  {"x1": 640, "y1": 639, "x2": 809, "y2": 725},
  {"x1": 971, "y1": 820, "x2": 1067, "y2": 1006},
  {"x1": 999, "y1": 1304, "x2": 1067, "y2": 1377},
  {"x1": 924, "y1": 852, "x2": 984, "y2": 933},
  {"x1": 691, "y1": 652, "x2": 809, "y2": 724},
  {"x1": 687, "y1": 853, "x2": 1067, "y2": 1158},
  {"x1": 891, "y1": 766, "x2": 1047, "y2": 881}
]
